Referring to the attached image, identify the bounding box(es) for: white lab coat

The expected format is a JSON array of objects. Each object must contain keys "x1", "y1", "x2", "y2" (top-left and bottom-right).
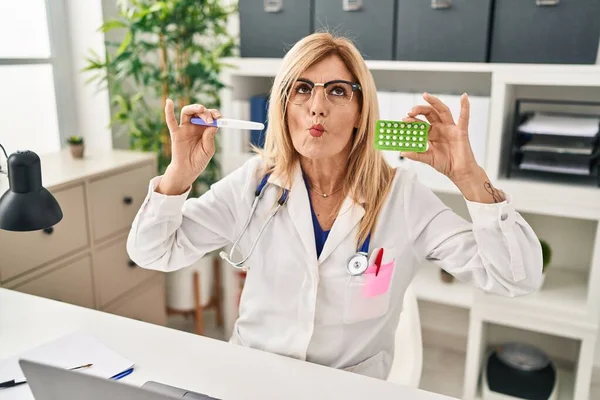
[{"x1": 127, "y1": 155, "x2": 543, "y2": 380}]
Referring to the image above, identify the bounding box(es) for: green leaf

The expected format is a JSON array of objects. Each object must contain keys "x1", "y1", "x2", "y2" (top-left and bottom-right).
[
  {"x1": 82, "y1": 0, "x2": 237, "y2": 185},
  {"x1": 149, "y1": 3, "x2": 166, "y2": 12},
  {"x1": 99, "y1": 19, "x2": 128, "y2": 32},
  {"x1": 117, "y1": 30, "x2": 132, "y2": 55}
]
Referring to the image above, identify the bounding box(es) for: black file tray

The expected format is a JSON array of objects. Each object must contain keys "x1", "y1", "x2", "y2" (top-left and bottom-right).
[{"x1": 506, "y1": 99, "x2": 600, "y2": 187}]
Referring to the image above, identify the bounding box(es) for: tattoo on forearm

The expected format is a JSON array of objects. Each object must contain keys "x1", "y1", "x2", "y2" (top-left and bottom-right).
[{"x1": 484, "y1": 182, "x2": 503, "y2": 203}]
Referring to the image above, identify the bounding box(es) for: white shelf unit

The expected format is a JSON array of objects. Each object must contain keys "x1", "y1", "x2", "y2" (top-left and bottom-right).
[{"x1": 217, "y1": 57, "x2": 600, "y2": 400}]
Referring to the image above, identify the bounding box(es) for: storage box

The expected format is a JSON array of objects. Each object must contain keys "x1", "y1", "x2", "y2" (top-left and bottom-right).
[
  {"x1": 314, "y1": 0, "x2": 396, "y2": 60},
  {"x1": 239, "y1": 0, "x2": 312, "y2": 58},
  {"x1": 489, "y1": 0, "x2": 600, "y2": 64},
  {"x1": 395, "y1": 0, "x2": 493, "y2": 62}
]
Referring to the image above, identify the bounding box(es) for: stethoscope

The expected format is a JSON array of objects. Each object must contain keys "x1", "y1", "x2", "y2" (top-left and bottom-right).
[{"x1": 219, "y1": 174, "x2": 372, "y2": 276}]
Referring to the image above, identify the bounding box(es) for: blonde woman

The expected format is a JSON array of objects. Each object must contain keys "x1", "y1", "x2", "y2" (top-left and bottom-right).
[{"x1": 127, "y1": 32, "x2": 542, "y2": 380}]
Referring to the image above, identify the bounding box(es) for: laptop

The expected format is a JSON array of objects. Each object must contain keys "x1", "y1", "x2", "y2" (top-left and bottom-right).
[{"x1": 19, "y1": 359, "x2": 220, "y2": 400}]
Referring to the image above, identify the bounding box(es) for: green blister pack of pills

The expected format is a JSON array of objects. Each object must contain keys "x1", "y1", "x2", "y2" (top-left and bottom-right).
[{"x1": 374, "y1": 119, "x2": 430, "y2": 153}]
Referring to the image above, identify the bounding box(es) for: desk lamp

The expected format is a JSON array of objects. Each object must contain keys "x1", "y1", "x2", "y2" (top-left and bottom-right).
[{"x1": 0, "y1": 144, "x2": 63, "y2": 231}]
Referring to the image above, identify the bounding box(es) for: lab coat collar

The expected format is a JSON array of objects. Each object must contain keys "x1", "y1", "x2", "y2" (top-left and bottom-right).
[
  {"x1": 267, "y1": 161, "x2": 365, "y2": 265},
  {"x1": 266, "y1": 160, "x2": 367, "y2": 203}
]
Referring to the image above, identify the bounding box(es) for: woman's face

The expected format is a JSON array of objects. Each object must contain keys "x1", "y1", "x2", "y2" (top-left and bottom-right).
[{"x1": 286, "y1": 54, "x2": 361, "y2": 161}]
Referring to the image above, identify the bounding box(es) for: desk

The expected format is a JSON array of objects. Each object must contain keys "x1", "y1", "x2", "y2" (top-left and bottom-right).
[{"x1": 0, "y1": 288, "x2": 455, "y2": 399}]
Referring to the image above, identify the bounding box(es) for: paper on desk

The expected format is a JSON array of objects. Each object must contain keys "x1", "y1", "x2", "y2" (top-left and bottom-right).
[
  {"x1": 519, "y1": 112, "x2": 600, "y2": 137},
  {"x1": 0, "y1": 331, "x2": 133, "y2": 399}
]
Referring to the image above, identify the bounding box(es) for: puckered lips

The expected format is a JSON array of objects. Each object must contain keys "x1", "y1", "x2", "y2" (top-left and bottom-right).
[{"x1": 309, "y1": 123, "x2": 325, "y2": 138}]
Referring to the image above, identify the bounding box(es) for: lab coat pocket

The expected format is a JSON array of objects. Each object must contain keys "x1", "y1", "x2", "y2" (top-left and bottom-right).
[{"x1": 343, "y1": 248, "x2": 396, "y2": 324}]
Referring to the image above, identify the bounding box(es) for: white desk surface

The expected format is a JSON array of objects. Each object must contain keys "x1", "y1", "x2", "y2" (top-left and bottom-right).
[{"x1": 0, "y1": 288, "x2": 455, "y2": 399}]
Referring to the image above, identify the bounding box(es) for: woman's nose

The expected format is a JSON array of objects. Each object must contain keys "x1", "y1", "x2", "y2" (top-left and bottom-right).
[{"x1": 310, "y1": 88, "x2": 328, "y2": 117}]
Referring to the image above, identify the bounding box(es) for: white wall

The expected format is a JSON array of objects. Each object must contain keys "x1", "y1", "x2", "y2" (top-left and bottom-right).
[{"x1": 65, "y1": 0, "x2": 112, "y2": 152}]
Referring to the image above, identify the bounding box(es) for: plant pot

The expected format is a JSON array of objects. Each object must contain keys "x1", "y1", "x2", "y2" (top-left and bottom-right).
[
  {"x1": 440, "y1": 269, "x2": 454, "y2": 283},
  {"x1": 68, "y1": 144, "x2": 84, "y2": 159},
  {"x1": 166, "y1": 253, "x2": 214, "y2": 312}
]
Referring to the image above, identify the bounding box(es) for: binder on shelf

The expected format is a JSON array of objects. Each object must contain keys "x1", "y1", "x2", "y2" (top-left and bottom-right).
[
  {"x1": 506, "y1": 99, "x2": 600, "y2": 187},
  {"x1": 249, "y1": 94, "x2": 269, "y2": 149}
]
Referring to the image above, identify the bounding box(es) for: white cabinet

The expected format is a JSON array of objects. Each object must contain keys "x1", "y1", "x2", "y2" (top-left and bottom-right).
[
  {"x1": 0, "y1": 149, "x2": 166, "y2": 327},
  {"x1": 217, "y1": 58, "x2": 600, "y2": 400},
  {"x1": 88, "y1": 163, "x2": 155, "y2": 242},
  {"x1": 0, "y1": 184, "x2": 89, "y2": 281},
  {"x1": 10, "y1": 254, "x2": 95, "y2": 309},
  {"x1": 94, "y1": 232, "x2": 158, "y2": 308}
]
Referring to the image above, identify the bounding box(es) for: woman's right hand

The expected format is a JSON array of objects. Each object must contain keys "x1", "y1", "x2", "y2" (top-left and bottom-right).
[{"x1": 156, "y1": 99, "x2": 221, "y2": 195}]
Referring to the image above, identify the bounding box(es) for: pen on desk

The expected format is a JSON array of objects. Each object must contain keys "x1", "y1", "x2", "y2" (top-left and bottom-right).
[
  {"x1": 111, "y1": 367, "x2": 134, "y2": 381},
  {"x1": 70, "y1": 363, "x2": 93, "y2": 371},
  {"x1": 0, "y1": 363, "x2": 93, "y2": 389}
]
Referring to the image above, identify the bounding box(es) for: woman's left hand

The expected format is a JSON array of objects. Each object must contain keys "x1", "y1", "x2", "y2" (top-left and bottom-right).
[{"x1": 400, "y1": 92, "x2": 480, "y2": 184}]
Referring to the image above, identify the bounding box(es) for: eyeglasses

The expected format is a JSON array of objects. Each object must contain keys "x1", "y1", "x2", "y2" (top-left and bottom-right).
[{"x1": 289, "y1": 78, "x2": 362, "y2": 107}]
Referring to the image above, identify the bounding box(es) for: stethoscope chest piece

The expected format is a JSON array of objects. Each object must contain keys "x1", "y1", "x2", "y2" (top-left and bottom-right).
[{"x1": 347, "y1": 252, "x2": 369, "y2": 276}]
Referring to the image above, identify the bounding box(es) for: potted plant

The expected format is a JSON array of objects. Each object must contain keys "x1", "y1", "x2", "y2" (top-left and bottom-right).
[
  {"x1": 82, "y1": 0, "x2": 237, "y2": 197},
  {"x1": 82, "y1": 0, "x2": 237, "y2": 328},
  {"x1": 539, "y1": 239, "x2": 552, "y2": 287},
  {"x1": 439, "y1": 239, "x2": 552, "y2": 286},
  {"x1": 66, "y1": 136, "x2": 85, "y2": 158}
]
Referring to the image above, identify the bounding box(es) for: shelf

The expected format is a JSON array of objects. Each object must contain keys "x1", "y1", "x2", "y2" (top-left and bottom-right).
[
  {"x1": 219, "y1": 54, "x2": 600, "y2": 400},
  {"x1": 486, "y1": 267, "x2": 588, "y2": 315},
  {"x1": 222, "y1": 151, "x2": 600, "y2": 221},
  {"x1": 413, "y1": 262, "x2": 474, "y2": 309},
  {"x1": 558, "y1": 368, "x2": 575, "y2": 400},
  {"x1": 411, "y1": 166, "x2": 600, "y2": 220},
  {"x1": 495, "y1": 179, "x2": 600, "y2": 220},
  {"x1": 416, "y1": 171, "x2": 600, "y2": 220},
  {"x1": 222, "y1": 57, "x2": 600, "y2": 79},
  {"x1": 414, "y1": 263, "x2": 596, "y2": 336},
  {"x1": 396, "y1": 163, "x2": 600, "y2": 220},
  {"x1": 475, "y1": 368, "x2": 574, "y2": 400},
  {"x1": 476, "y1": 268, "x2": 595, "y2": 334}
]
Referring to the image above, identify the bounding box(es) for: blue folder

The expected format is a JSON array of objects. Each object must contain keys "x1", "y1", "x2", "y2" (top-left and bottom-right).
[{"x1": 249, "y1": 94, "x2": 269, "y2": 149}]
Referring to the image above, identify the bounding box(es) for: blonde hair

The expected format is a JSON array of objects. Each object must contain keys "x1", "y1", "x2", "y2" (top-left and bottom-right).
[{"x1": 256, "y1": 32, "x2": 395, "y2": 247}]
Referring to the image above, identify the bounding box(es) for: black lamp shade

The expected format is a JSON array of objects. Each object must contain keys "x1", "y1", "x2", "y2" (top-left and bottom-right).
[{"x1": 0, "y1": 150, "x2": 63, "y2": 231}]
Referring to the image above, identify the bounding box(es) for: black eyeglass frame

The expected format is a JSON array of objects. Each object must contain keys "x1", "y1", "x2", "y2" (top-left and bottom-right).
[{"x1": 290, "y1": 78, "x2": 362, "y2": 105}]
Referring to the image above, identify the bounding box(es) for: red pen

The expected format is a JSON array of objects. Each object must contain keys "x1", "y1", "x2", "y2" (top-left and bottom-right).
[{"x1": 374, "y1": 248, "x2": 384, "y2": 276}]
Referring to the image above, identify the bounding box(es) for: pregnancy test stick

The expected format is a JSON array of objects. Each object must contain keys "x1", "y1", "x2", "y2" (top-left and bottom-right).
[{"x1": 191, "y1": 117, "x2": 265, "y2": 131}]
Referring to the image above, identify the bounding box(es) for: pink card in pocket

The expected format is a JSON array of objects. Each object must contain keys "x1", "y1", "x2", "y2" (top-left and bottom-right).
[{"x1": 362, "y1": 260, "x2": 395, "y2": 297}]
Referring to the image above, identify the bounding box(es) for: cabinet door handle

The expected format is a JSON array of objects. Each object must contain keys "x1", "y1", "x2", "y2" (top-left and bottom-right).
[
  {"x1": 431, "y1": 0, "x2": 451, "y2": 9},
  {"x1": 43, "y1": 227, "x2": 54, "y2": 235},
  {"x1": 128, "y1": 259, "x2": 137, "y2": 268},
  {"x1": 343, "y1": 0, "x2": 362, "y2": 11},
  {"x1": 536, "y1": 0, "x2": 559, "y2": 6},
  {"x1": 123, "y1": 196, "x2": 133, "y2": 205},
  {"x1": 264, "y1": 0, "x2": 282, "y2": 13}
]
